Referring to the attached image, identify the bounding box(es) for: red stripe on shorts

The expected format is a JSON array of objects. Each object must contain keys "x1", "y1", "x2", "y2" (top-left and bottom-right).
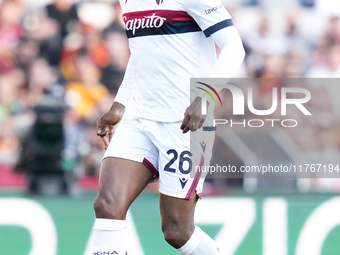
[
  {"x1": 143, "y1": 158, "x2": 159, "y2": 177},
  {"x1": 185, "y1": 154, "x2": 204, "y2": 200}
]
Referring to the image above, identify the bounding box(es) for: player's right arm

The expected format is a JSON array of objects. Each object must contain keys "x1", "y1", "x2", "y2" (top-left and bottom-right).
[
  {"x1": 96, "y1": 55, "x2": 136, "y2": 149},
  {"x1": 181, "y1": 0, "x2": 245, "y2": 133}
]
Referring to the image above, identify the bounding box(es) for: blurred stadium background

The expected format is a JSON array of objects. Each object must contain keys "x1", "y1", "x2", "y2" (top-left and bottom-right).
[{"x1": 1, "y1": 0, "x2": 340, "y2": 254}]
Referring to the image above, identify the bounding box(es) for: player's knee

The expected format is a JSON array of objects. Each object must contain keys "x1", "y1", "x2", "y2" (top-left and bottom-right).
[
  {"x1": 93, "y1": 194, "x2": 126, "y2": 220},
  {"x1": 93, "y1": 195, "x2": 112, "y2": 218},
  {"x1": 162, "y1": 224, "x2": 191, "y2": 249}
]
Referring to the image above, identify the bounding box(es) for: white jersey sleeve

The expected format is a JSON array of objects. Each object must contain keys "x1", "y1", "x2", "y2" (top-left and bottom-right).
[
  {"x1": 210, "y1": 27, "x2": 245, "y2": 78},
  {"x1": 186, "y1": 0, "x2": 245, "y2": 105},
  {"x1": 114, "y1": 55, "x2": 135, "y2": 107},
  {"x1": 184, "y1": 0, "x2": 233, "y2": 37}
]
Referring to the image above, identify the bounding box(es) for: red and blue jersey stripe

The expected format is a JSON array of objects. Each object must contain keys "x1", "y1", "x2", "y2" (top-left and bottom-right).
[
  {"x1": 123, "y1": 10, "x2": 201, "y2": 38},
  {"x1": 123, "y1": 10, "x2": 233, "y2": 38}
]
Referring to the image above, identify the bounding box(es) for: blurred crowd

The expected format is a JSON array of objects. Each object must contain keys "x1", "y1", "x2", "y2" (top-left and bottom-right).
[
  {"x1": 0, "y1": 0, "x2": 129, "y2": 178},
  {"x1": 0, "y1": 0, "x2": 339, "y2": 191}
]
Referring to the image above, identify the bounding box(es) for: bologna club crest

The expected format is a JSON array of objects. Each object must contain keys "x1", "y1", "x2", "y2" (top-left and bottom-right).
[{"x1": 156, "y1": 0, "x2": 164, "y2": 5}]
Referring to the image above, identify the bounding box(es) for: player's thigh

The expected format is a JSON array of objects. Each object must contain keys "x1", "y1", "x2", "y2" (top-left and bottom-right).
[
  {"x1": 94, "y1": 157, "x2": 153, "y2": 219},
  {"x1": 94, "y1": 119, "x2": 158, "y2": 219}
]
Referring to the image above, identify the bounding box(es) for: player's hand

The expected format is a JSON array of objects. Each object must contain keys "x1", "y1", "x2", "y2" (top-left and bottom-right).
[
  {"x1": 96, "y1": 102, "x2": 125, "y2": 150},
  {"x1": 180, "y1": 96, "x2": 208, "y2": 134}
]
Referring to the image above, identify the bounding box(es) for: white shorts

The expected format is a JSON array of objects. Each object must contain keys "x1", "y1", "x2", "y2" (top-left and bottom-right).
[{"x1": 104, "y1": 118, "x2": 216, "y2": 200}]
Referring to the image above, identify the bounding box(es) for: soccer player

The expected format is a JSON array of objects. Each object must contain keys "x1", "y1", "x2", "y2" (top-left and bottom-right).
[{"x1": 92, "y1": 0, "x2": 245, "y2": 254}]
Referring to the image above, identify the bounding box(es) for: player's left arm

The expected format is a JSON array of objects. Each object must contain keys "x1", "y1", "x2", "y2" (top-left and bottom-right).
[
  {"x1": 96, "y1": 55, "x2": 136, "y2": 149},
  {"x1": 209, "y1": 26, "x2": 245, "y2": 78},
  {"x1": 181, "y1": 0, "x2": 245, "y2": 133},
  {"x1": 184, "y1": 0, "x2": 245, "y2": 77}
]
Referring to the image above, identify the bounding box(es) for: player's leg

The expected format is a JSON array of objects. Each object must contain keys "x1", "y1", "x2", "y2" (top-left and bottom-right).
[
  {"x1": 160, "y1": 194, "x2": 220, "y2": 254},
  {"x1": 92, "y1": 119, "x2": 158, "y2": 255},
  {"x1": 92, "y1": 158, "x2": 153, "y2": 255},
  {"x1": 160, "y1": 193, "x2": 196, "y2": 248},
  {"x1": 93, "y1": 157, "x2": 153, "y2": 219},
  {"x1": 150, "y1": 120, "x2": 218, "y2": 254}
]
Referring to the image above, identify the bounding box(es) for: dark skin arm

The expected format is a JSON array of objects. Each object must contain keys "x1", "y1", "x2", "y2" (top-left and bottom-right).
[
  {"x1": 96, "y1": 101, "x2": 125, "y2": 150},
  {"x1": 180, "y1": 96, "x2": 209, "y2": 134}
]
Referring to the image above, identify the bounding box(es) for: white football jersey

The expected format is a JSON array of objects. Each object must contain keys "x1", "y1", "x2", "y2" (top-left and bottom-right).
[{"x1": 118, "y1": 0, "x2": 233, "y2": 122}]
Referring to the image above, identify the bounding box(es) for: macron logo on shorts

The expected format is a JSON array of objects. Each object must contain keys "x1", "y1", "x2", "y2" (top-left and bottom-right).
[
  {"x1": 200, "y1": 142, "x2": 206, "y2": 153},
  {"x1": 179, "y1": 178, "x2": 188, "y2": 189}
]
